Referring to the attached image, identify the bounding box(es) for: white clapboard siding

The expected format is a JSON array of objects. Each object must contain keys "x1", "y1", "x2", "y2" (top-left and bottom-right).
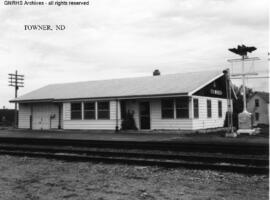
[
  {"x1": 63, "y1": 102, "x2": 71, "y2": 120},
  {"x1": 63, "y1": 100, "x2": 120, "y2": 130},
  {"x1": 124, "y1": 98, "x2": 227, "y2": 130},
  {"x1": 192, "y1": 96, "x2": 228, "y2": 130},
  {"x1": 32, "y1": 103, "x2": 59, "y2": 130},
  {"x1": 19, "y1": 103, "x2": 60, "y2": 130},
  {"x1": 150, "y1": 100, "x2": 193, "y2": 130},
  {"x1": 18, "y1": 104, "x2": 31, "y2": 129}
]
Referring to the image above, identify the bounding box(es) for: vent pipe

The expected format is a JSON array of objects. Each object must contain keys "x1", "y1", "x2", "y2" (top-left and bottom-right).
[{"x1": 153, "y1": 69, "x2": 160, "y2": 76}]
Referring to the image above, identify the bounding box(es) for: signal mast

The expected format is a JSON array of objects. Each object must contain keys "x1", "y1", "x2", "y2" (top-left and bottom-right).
[{"x1": 228, "y1": 44, "x2": 259, "y2": 135}]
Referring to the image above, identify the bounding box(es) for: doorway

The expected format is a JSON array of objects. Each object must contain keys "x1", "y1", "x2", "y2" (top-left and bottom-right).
[{"x1": 139, "y1": 102, "x2": 150, "y2": 129}]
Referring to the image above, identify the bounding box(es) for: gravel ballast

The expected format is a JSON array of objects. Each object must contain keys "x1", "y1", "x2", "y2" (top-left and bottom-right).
[{"x1": 0, "y1": 155, "x2": 268, "y2": 200}]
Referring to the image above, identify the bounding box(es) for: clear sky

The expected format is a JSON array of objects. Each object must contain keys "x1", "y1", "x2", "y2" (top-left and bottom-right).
[{"x1": 0, "y1": 0, "x2": 269, "y2": 108}]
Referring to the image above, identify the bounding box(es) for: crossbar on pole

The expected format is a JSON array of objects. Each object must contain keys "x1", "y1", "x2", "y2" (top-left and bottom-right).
[
  {"x1": 227, "y1": 57, "x2": 260, "y2": 63},
  {"x1": 231, "y1": 72, "x2": 258, "y2": 77}
]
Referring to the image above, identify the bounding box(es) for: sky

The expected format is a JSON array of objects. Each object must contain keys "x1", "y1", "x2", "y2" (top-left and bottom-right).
[{"x1": 0, "y1": 0, "x2": 269, "y2": 108}]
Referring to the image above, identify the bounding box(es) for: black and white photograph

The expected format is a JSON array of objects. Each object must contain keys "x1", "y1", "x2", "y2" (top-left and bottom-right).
[{"x1": 0, "y1": 0, "x2": 269, "y2": 199}]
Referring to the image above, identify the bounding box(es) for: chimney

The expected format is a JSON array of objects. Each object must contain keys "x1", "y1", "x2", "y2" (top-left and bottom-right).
[{"x1": 153, "y1": 69, "x2": 160, "y2": 76}]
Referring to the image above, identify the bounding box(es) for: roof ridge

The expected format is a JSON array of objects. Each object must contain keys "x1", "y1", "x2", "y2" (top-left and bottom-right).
[
  {"x1": 250, "y1": 91, "x2": 269, "y2": 103},
  {"x1": 255, "y1": 91, "x2": 269, "y2": 94},
  {"x1": 47, "y1": 69, "x2": 221, "y2": 86}
]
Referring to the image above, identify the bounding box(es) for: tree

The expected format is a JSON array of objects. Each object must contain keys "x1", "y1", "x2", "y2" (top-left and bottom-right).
[
  {"x1": 121, "y1": 110, "x2": 137, "y2": 130},
  {"x1": 224, "y1": 84, "x2": 254, "y2": 129}
]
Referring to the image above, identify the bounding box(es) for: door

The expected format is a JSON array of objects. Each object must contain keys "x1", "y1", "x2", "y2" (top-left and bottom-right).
[
  {"x1": 139, "y1": 102, "x2": 150, "y2": 129},
  {"x1": 33, "y1": 104, "x2": 50, "y2": 130},
  {"x1": 32, "y1": 104, "x2": 57, "y2": 130}
]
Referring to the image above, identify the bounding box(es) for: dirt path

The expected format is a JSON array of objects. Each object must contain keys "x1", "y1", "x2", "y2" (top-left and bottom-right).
[{"x1": 0, "y1": 155, "x2": 268, "y2": 200}]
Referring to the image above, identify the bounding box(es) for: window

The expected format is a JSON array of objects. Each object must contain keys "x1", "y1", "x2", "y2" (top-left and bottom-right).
[
  {"x1": 207, "y1": 100, "x2": 212, "y2": 118},
  {"x1": 218, "y1": 101, "x2": 222, "y2": 118},
  {"x1": 161, "y1": 99, "x2": 174, "y2": 119},
  {"x1": 84, "y1": 102, "x2": 95, "y2": 119},
  {"x1": 97, "y1": 101, "x2": 110, "y2": 119},
  {"x1": 176, "y1": 98, "x2": 189, "y2": 118},
  {"x1": 193, "y1": 98, "x2": 199, "y2": 118},
  {"x1": 71, "y1": 102, "x2": 82, "y2": 120},
  {"x1": 255, "y1": 99, "x2": 259, "y2": 107},
  {"x1": 255, "y1": 112, "x2": 259, "y2": 121}
]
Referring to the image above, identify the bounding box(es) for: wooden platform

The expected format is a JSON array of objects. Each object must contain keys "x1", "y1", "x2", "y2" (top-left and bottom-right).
[{"x1": 0, "y1": 128, "x2": 268, "y2": 146}]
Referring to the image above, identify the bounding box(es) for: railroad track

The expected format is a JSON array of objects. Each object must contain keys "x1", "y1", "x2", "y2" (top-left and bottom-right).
[
  {"x1": 0, "y1": 137, "x2": 268, "y2": 154},
  {"x1": 0, "y1": 138, "x2": 268, "y2": 174}
]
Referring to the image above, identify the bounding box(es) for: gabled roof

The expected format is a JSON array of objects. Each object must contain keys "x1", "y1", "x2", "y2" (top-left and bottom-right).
[
  {"x1": 249, "y1": 91, "x2": 269, "y2": 103},
  {"x1": 11, "y1": 70, "x2": 226, "y2": 102}
]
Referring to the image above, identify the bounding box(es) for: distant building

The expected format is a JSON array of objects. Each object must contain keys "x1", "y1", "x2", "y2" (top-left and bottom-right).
[
  {"x1": 11, "y1": 70, "x2": 236, "y2": 131},
  {"x1": 247, "y1": 91, "x2": 269, "y2": 126}
]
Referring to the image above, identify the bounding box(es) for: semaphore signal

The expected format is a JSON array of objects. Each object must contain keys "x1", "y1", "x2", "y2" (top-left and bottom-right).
[{"x1": 228, "y1": 45, "x2": 259, "y2": 113}]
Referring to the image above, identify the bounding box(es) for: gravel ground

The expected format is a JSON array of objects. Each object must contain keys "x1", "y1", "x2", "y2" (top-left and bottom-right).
[{"x1": 0, "y1": 155, "x2": 268, "y2": 200}]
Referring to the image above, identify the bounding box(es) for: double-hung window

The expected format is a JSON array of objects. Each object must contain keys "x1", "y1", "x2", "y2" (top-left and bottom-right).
[
  {"x1": 255, "y1": 112, "x2": 259, "y2": 121},
  {"x1": 97, "y1": 101, "x2": 110, "y2": 119},
  {"x1": 193, "y1": 98, "x2": 199, "y2": 118},
  {"x1": 207, "y1": 100, "x2": 212, "y2": 118},
  {"x1": 176, "y1": 98, "x2": 189, "y2": 118},
  {"x1": 255, "y1": 99, "x2": 259, "y2": 107},
  {"x1": 71, "y1": 103, "x2": 82, "y2": 120},
  {"x1": 218, "y1": 101, "x2": 222, "y2": 118},
  {"x1": 161, "y1": 99, "x2": 174, "y2": 119},
  {"x1": 84, "y1": 102, "x2": 95, "y2": 119}
]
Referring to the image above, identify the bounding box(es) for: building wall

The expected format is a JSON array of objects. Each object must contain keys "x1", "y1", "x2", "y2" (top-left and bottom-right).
[
  {"x1": 247, "y1": 95, "x2": 269, "y2": 126},
  {"x1": 18, "y1": 103, "x2": 60, "y2": 129},
  {"x1": 18, "y1": 104, "x2": 31, "y2": 129},
  {"x1": 150, "y1": 99, "x2": 193, "y2": 130},
  {"x1": 32, "y1": 103, "x2": 60, "y2": 130},
  {"x1": 18, "y1": 97, "x2": 228, "y2": 130},
  {"x1": 124, "y1": 99, "x2": 192, "y2": 130},
  {"x1": 63, "y1": 100, "x2": 121, "y2": 130},
  {"x1": 124, "y1": 96, "x2": 228, "y2": 130},
  {"x1": 191, "y1": 96, "x2": 228, "y2": 129},
  {"x1": 0, "y1": 109, "x2": 16, "y2": 126}
]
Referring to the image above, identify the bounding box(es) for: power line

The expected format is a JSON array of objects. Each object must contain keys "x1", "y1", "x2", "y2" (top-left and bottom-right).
[{"x1": 231, "y1": 76, "x2": 269, "y2": 79}]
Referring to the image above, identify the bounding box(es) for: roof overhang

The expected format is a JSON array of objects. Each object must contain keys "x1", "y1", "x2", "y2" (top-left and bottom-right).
[
  {"x1": 188, "y1": 72, "x2": 237, "y2": 100},
  {"x1": 9, "y1": 98, "x2": 54, "y2": 103},
  {"x1": 11, "y1": 93, "x2": 190, "y2": 104},
  {"x1": 188, "y1": 73, "x2": 224, "y2": 95}
]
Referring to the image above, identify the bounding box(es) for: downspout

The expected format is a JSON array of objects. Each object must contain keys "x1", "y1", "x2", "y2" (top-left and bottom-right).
[
  {"x1": 58, "y1": 103, "x2": 61, "y2": 129},
  {"x1": 30, "y1": 104, "x2": 33, "y2": 130},
  {"x1": 50, "y1": 116, "x2": 52, "y2": 129},
  {"x1": 115, "y1": 99, "x2": 119, "y2": 132}
]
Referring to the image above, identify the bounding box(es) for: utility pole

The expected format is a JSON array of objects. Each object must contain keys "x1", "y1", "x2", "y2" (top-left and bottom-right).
[
  {"x1": 223, "y1": 69, "x2": 235, "y2": 137},
  {"x1": 228, "y1": 44, "x2": 259, "y2": 135},
  {"x1": 8, "y1": 70, "x2": 24, "y2": 128}
]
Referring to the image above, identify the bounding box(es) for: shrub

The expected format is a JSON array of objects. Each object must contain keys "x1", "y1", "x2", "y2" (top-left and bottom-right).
[{"x1": 121, "y1": 110, "x2": 137, "y2": 130}]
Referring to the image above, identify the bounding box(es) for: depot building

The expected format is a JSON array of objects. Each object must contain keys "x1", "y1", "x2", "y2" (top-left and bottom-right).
[{"x1": 11, "y1": 70, "x2": 235, "y2": 131}]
